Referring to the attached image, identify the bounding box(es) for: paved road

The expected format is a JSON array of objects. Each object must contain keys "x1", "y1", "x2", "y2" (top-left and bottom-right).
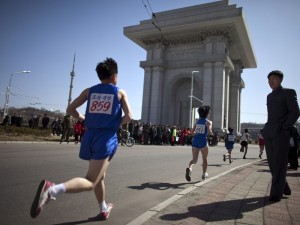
[{"x1": 0, "y1": 142, "x2": 263, "y2": 225}]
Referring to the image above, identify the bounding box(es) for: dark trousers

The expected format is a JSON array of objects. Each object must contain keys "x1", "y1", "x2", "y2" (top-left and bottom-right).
[
  {"x1": 288, "y1": 146, "x2": 299, "y2": 169},
  {"x1": 264, "y1": 131, "x2": 290, "y2": 198},
  {"x1": 61, "y1": 128, "x2": 71, "y2": 142},
  {"x1": 74, "y1": 133, "x2": 80, "y2": 143}
]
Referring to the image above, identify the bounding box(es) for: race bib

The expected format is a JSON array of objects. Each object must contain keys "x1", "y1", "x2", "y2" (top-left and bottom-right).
[
  {"x1": 89, "y1": 93, "x2": 114, "y2": 114},
  {"x1": 195, "y1": 124, "x2": 205, "y2": 134},
  {"x1": 228, "y1": 135, "x2": 235, "y2": 142}
]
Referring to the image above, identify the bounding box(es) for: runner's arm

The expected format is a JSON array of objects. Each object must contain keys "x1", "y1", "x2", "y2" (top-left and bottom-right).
[
  {"x1": 119, "y1": 89, "x2": 132, "y2": 125},
  {"x1": 206, "y1": 120, "x2": 213, "y2": 136},
  {"x1": 191, "y1": 123, "x2": 197, "y2": 135},
  {"x1": 66, "y1": 88, "x2": 89, "y2": 122}
]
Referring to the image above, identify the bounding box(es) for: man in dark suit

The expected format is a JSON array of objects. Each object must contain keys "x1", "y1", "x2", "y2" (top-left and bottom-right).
[{"x1": 262, "y1": 70, "x2": 300, "y2": 202}]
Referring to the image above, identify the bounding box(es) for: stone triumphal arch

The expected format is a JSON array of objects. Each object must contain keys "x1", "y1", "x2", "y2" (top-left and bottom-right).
[{"x1": 124, "y1": 0, "x2": 256, "y2": 133}]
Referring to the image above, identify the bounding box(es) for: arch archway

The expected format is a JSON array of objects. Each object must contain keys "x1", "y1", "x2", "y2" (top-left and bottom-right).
[{"x1": 168, "y1": 74, "x2": 203, "y2": 127}]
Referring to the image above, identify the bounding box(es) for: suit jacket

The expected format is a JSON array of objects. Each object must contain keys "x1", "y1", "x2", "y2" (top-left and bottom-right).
[{"x1": 262, "y1": 86, "x2": 300, "y2": 139}]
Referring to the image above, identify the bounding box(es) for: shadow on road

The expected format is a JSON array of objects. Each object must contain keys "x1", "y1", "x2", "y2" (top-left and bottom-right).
[
  {"x1": 128, "y1": 181, "x2": 198, "y2": 191},
  {"x1": 158, "y1": 196, "x2": 275, "y2": 222},
  {"x1": 53, "y1": 214, "x2": 109, "y2": 225},
  {"x1": 286, "y1": 172, "x2": 300, "y2": 177}
]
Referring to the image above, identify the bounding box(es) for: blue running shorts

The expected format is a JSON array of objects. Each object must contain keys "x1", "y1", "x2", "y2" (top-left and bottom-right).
[
  {"x1": 79, "y1": 129, "x2": 118, "y2": 160},
  {"x1": 192, "y1": 137, "x2": 208, "y2": 149},
  {"x1": 226, "y1": 143, "x2": 234, "y2": 150}
]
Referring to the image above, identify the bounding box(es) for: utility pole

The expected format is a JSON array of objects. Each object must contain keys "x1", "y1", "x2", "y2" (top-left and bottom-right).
[
  {"x1": 2, "y1": 71, "x2": 31, "y2": 120},
  {"x1": 68, "y1": 52, "x2": 76, "y2": 107},
  {"x1": 189, "y1": 71, "x2": 199, "y2": 128}
]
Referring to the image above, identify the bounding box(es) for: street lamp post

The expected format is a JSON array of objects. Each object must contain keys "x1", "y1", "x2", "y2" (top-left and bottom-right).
[
  {"x1": 2, "y1": 70, "x2": 31, "y2": 120},
  {"x1": 189, "y1": 71, "x2": 199, "y2": 128}
]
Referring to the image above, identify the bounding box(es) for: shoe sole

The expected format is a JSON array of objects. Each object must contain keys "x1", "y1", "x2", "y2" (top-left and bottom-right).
[
  {"x1": 223, "y1": 155, "x2": 226, "y2": 162},
  {"x1": 30, "y1": 180, "x2": 46, "y2": 218},
  {"x1": 185, "y1": 168, "x2": 191, "y2": 182}
]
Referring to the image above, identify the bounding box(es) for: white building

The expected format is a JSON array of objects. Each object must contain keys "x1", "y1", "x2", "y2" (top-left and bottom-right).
[{"x1": 124, "y1": 0, "x2": 256, "y2": 133}]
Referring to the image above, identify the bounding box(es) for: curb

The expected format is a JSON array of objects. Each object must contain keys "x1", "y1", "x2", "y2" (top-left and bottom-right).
[{"x1": 126, "y1": 159, "x2": 262, "y2": 225}]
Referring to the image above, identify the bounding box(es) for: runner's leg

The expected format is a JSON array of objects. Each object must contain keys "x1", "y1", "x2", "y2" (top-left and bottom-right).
[
  {"x1": 64, "y1": 158, "x2": 110, "y2": 193},
  {"x1": 201, "y1": 146, "x2": 208, "y2": 174},
  {"x1": 189, "y1": 147, "x2": 200, "y2": 170}
]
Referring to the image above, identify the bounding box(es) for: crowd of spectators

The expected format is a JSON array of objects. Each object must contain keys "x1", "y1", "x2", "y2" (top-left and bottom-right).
[
  {"x1": 119, "y1": 120, "x2": 219, "y2": 146},
  {"x1": 2, "y1": 114, "x2": 221, "y2": 146},
  {"x1": 119, "y1": 121, "x2": 191, "y2": 146},
  {"x1": 2, "y1": 113, "x2": 24, "y2": 127},
  {"x1": 2, "y1": 112, "x2": 87, "y2": 144},
  {"x1": 2, "y1": 113, "x2": 50, "y2": 130}
]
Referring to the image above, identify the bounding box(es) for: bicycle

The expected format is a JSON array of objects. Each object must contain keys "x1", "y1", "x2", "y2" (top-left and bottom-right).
[{"x1": 119, "y1": 129, "x2": 135, "y2": 147}]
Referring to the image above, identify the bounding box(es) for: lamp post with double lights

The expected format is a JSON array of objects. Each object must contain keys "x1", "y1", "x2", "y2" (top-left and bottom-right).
[
  {"x1": 2, "y1": 70, "x2": 31, "y2": 120},
  {"x1": 189, "y1": 70, "x2": 201, "y2": 128}
]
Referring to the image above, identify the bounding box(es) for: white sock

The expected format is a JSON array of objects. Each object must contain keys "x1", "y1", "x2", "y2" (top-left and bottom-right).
[
  {"x1": 49, "y1": 183, "x2": 66, "y2": 197},
  {"x1": 100, "y1": 201, "x2": 107, "y2": 212}
]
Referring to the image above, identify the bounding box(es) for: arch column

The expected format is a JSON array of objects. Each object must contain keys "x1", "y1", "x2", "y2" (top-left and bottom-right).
[
  {"x1": 141, "y1": 67, "x2": 152, "y2": 122},
  {"x1": 203, "y1": 62, "x2": 213, "y2": 106},
  {"x1": 229, "y1": 82, "x2": 241, "y2": 133},
  {"x1": 149, "y1": 66, "x2": 164, "y2": 124},
  {"x1": 212, "y1": 62, "x2": 225, "y2": 131},
  {"x1": 224, "y1": 68, "x2": 230, "y2": 129}
]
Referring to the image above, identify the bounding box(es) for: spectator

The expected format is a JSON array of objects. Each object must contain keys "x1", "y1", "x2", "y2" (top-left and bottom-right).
[
  {"x1": 80, "y1": 120, "x2": 85, "y2": 142},
  {"x1": 128, "y1": 120, "x2": 134, "y2": 137},
  {"x1": 16, "y1": 114, "x2": 23, "y2": 127},
  {"x1": 11, "y1": 113, "x2": 17, "y2": 126},
  {"x1": 73, "y1": 120, "x2": 83, "y2": 144},
  {"x1": 42, "y1": 114, "x2": 50, "y2": 129},
  {"x1": 51, "y1": 118, "x2": 61, "y2": 136},
  {"x1": 171, "y1": 126, "x2": 177, "y2": 146},
  {"x1": 262, "y1": 70, "x2": 299, "y2": 202},
  {"x1": 60, "y1": 115, "x2": 72, "y2": 143},
  {"x1": 258, "y1": 129, "x2": 265, "y2": 159},
  {"x1": 2, "y1": 115, "x2": 9, "y2": 126}
]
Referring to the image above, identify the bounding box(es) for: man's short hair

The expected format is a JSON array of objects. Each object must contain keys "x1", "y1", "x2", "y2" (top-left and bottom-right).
[
  {"x1": 267, "y1": 70, "x2": 284, "y2": 79},
  {"x1": 95, "y1": 58, "x2": 118, "y2": 80},
  {"x1": 197, "y1": 105, "x2": 210, "y2": 118}
]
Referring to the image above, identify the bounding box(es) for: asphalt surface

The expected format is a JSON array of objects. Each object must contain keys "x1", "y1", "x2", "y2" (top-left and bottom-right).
[{"x1": 0, "y1": 142, "x2": 268, "y2": 225}]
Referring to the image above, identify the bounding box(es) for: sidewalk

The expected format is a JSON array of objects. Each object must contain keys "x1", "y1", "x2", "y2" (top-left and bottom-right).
[{"x1": 130, "y1": 160, "x2": 300, "y2": 225}]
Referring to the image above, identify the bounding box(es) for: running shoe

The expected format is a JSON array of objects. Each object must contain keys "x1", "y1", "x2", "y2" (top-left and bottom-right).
[
  {"x1": 202, "y1": 172, "x2": 208, "y2": 180},
  {"x1": 30, "y1": 180, "x2": 55, "y2": 218},
  {"x1": 223, "y1": 155, "x2": 226, "y2": 162},
  {"x1": 99, "y1": 203, "x2": 114, "y2": 220},
  {"x1": 229, "y1": 159, "x2": 232, "y2": 164},
  {"x1": 185, "y1": 168, "x2": 191, "y2": 182}
]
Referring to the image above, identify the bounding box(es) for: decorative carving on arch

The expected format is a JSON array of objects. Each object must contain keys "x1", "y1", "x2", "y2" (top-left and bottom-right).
[{"x1": 143, "y1": 25, "x2": 234, "y2": 47}]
